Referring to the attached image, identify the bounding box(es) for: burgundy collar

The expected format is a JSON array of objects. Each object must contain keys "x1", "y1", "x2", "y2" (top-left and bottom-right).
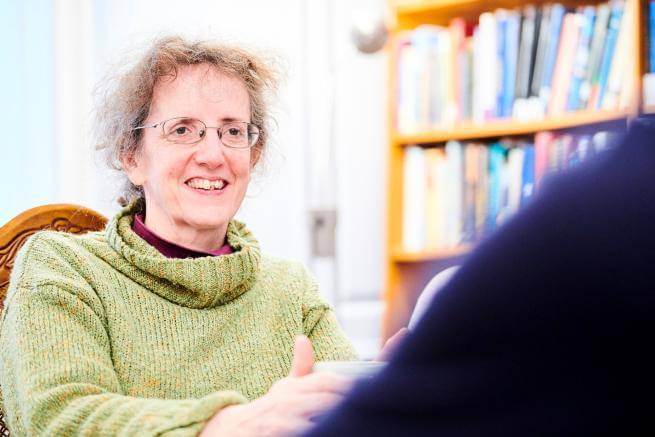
[{"x1": 132, "y1": 214, "x2": 233, "y2": 259}]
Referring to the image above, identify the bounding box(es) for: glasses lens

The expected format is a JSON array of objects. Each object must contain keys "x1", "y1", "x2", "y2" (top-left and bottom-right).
[
  {"x1": 221, "y1": 122, "x2": 258, "y2": 148},
  {"x1": 162, "y1": 118, "x2": 204, "y2": 144}
]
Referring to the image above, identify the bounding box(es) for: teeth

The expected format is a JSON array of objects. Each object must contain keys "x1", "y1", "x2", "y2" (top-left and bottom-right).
[{"x1": 187, "y1": 178, "x2": 227, "y2": 191}]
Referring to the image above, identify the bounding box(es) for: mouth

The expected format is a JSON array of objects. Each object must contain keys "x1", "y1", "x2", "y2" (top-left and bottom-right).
[{"x1": 185, "y1": 177, "x2": 229, "y2": 193}]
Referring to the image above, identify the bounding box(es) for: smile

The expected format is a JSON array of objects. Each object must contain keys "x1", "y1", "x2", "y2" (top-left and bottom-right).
[{"x1": 185, "y1": 177, "x2": 228, "y2": 191}]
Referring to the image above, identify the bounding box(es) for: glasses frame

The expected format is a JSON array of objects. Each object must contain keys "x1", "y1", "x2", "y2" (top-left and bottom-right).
[{"x1": 133, "y1": 117, "x2": 261, "y2": 149}]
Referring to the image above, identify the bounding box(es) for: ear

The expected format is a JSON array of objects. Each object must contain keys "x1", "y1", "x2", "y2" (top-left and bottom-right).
[
  {"x1": 250, "y1": 145, "x2": 262, "y2": 168},
  {"x1": 120, "y1": 150, "x2": 147, "y2": 186}
]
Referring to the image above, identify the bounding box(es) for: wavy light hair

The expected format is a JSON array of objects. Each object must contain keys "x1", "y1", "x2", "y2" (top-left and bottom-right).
[{"x1": 94, "y1": 35, "x2": 281, "y2": 205}]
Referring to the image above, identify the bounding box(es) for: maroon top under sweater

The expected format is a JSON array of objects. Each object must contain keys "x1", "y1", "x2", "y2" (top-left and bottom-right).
[{"x1": 132, "y1": 214, "x2": 233, "y2": 259}]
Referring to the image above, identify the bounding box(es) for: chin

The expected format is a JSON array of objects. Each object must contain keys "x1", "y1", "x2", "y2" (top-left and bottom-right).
[{"x1": 184, "y1": 213, "x2": 230, "y2": 231}]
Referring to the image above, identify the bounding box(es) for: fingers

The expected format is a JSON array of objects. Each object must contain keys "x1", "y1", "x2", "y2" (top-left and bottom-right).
[
  {"x1": 294, "y1": 392, "x2": 345, "y2": 420},
  {"x1": 290, "y1": 335, "x2": 314, "y2": 377},
  {"x1": 376, "y1": 327, "x2": 410, "y2": 361},
  {"x1": 296, "y1": 372, "x2": 354, "y2": 395}
]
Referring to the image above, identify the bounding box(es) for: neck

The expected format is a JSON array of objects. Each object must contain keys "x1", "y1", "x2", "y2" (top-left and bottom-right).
[{"x1": 142, "y1": 206, "x2": 227, "y2": 253}]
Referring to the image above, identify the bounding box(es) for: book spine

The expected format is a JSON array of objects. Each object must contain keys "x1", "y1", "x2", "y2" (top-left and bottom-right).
[
  {"x1": 567, "y1": 7, "x2": 596, "y2": 111},
  {"x1": 650, "y1": 0, "x2": 655, "y2": 72},
  {"x1": 521, "y1": 144, "x2": 536, "y2": 205},
  {"x1": 402, "y1": 146, "x2": 427, "y2": 251},
  {"x1": 539, "y1": 4, "x2": 566, "y2": 108},
  {"x1": 593, "y1": 0, "x2": 625, "y2": 109},
  {"x1": 530, "y1": 5, "x2": 551, "y2": 98},
  {"x1": 548, "y1": 13, "x2": 582, "y2": 115},
  {"x1": 580, "y1": 4, "x2": 610, "y2": 109},
  {"x1": 515, "y1": 6, "x2": 536, "y2": 101},
  {"x1": 479, "y1": 12, "x2": 499, "y2": 121},
  {"x1": 502, "y1": 11, "x2": 521, "y2": 118},
  {"x1": 496, "y1": 11, "x2": 509, "y2": 118}
]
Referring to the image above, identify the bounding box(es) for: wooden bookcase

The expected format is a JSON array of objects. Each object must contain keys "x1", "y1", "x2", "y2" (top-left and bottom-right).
[{"x1": 382, "y1": 0, "x2": 648, "y2": 341}]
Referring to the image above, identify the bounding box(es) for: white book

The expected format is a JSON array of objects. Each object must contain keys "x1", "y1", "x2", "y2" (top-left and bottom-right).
[
  {"x1": 506, "y1": 147, "x2": 525, "y2": 216},
  {"x1": 397, "y1": 38, "x2": 420, "y2": 134},
  {"x1": 478, "y1": 12, "x2": 498, "y2": 121},
  {"x1": 444, "y1": 141, "x2": 463, "y2": 247},
  {"x1": 402, "y1": 146, "x2": 427, "y2": 251}
]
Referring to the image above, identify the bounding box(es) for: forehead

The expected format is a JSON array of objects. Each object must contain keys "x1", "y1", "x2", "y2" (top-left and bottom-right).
[{"x1": 149, "y1": 64, "x2": 251, "y2": 120}]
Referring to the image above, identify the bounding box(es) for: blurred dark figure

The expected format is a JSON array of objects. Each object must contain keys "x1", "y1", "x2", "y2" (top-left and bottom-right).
[{"x1": 308, "y1": 120, "x2": 655, "y2": 436}]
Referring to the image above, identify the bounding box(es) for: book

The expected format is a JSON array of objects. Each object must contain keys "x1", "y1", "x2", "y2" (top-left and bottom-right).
[
  {"x1": 592, "y1": 0, "x2": 625, "y2": 109},
  {"x1": 531, "y1": 5, "x2": 552, "y2": 98},
  {"x1": 538, "y1": 3, "x2": 566, "y2": 112},
  {"x1": 444, "y1": 141, "x2": 464, "y2": 246},
  {"x1": 425, "y1": 148, "x2": 445, "y2": 250},
  {"x1": 478, "y1": 12, "x2": 499, "y2": 121},
  {"x1": 396, "y1": 34, "x2": 418, "y2": 134},
  {"x1": 549, "y1": 12, "x2": 582, "y2": 114},
  {"x1": 535, "y1": 131, "x2": 554, "y2": 187},
  {"x1": 579, "y1": 3, "x2": 610, "y2": 108},
  {"x1": 603, "y1": 0, "x2": 631, "y2": 109},
  {"x1": 567, "y1": 6, "x2": 596, "y2": 110},
  {"x1": 450, "y1": 18, "x2": 468, "y2": 122},
  {"x1": 462, "y1": 144, "x2": 480, "y2": 242},
  {"x1": 475, "y1": 145, "x2": 489, "y2": 237},
  {"x1": 503, "y1": 10, "x2": 521, "y2": 118},
  {"x1": 651, "y1": 0, "x2": 655, "y2": 72},
  {"x1": 515, "y1": 6, "x2": 538, "y2": 102},
  {"x1": 402, "y1": 146, "x2": 427, "y2": 251},
  {"x1": 521, "y1": 144, "x2": 536, "y2": 205},
  {"x1": 487, "y1": 143, "x2": 507, "y2": 232},
  {"x1": 507, "y1": 146, "x2": 525, "y2": 217}
]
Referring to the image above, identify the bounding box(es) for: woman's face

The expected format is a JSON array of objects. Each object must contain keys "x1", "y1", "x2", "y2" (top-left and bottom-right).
[{"x1": 124, "y1": 64, "x2": 255, "y2": 249}]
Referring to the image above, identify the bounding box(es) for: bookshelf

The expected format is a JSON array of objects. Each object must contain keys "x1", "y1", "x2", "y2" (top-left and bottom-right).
[{"x1": 382, "y1": 0, "x2": 649, "y2": 341}]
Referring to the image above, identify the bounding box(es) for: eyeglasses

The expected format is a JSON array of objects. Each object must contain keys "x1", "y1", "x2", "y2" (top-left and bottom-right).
[{"x1": 133, "y1": 117, "x2": 261, "y2": 149}]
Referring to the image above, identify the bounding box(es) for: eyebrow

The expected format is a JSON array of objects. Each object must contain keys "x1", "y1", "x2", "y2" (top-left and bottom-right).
[{"x1": 217, "y1": 117, "x2": 249, "y2": 123}]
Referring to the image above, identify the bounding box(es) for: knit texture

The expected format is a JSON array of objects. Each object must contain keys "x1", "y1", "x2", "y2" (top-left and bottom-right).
[{"x1": 0, "y1": 203, "x2": 357, "y2": 436}]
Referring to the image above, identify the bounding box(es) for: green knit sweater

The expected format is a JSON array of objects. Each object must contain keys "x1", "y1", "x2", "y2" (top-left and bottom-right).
[{"x1": 0, "y1": 204, "x2": 357, "y2": 436}]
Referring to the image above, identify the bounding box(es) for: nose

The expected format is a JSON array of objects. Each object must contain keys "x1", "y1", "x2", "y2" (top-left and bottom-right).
[{"x1": 193, "y1": 129, "x2": 226, "y2": 168}]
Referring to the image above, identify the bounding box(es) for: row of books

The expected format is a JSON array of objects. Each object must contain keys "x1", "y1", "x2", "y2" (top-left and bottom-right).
[
  {"x1": 396, "y1": 0, "x2": 635, "y2": 134},
  {"x1": 650, "y1": 0, "x2": 655, "y2": 73},
  {"x1": 401, "y1": 131, "x2": 619, "y2": 252}
]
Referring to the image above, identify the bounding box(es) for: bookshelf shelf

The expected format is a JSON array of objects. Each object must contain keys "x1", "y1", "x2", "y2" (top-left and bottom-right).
[
  {"x1": 391, "y1": 245, "x2": 472, "y2": 263},
  {"x1": 393, "y1": 0, "x2": 610, "y2": 28},
  {"x1": 393, "y1": 110, "x2": 632, "y2": 145},
  {"x1": 382, "y1": 0, "x2": 647, "y2": 342}
]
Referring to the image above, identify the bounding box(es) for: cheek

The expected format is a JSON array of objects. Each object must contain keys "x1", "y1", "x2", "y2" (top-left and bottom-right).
[{"x1": 229, "y1": 153, "x2": 253, "y2": 182}]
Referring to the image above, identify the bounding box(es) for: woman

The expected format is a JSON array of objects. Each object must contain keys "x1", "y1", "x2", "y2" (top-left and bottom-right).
[{"x1": 0, "y1": 36, "x2": 361, "y2": 436}]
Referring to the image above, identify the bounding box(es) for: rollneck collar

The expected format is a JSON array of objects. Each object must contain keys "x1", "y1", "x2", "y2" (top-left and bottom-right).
[{"x1": 104, "y1": 200, "x2": 261, "y2": 309}]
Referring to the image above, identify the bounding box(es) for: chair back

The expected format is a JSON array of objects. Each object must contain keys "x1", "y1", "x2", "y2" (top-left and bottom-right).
[{"x1": 0, "y1": 204, "x2": 107, "y2": 436}]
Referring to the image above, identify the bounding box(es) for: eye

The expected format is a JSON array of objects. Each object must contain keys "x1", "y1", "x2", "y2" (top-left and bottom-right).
[
  {"x1": 225, "y1": 126, "x2": 245, "y2": 137},
  {"x1": 162, "y1": 118, "x2": 203, "y2": 143}
]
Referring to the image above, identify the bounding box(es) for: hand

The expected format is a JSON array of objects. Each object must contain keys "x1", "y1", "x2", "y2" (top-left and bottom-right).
[
  {"x1": 200, "y1": 335, "x2": 353, "y2": 437},
  {"x1": 376, "y1": 327, "x2": 410, "y2": 361}
]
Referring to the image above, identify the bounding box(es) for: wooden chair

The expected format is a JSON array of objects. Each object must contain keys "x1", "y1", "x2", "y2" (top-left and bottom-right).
[{"x1": 0, "y1": 204, "x2": 107, "y2": 436}]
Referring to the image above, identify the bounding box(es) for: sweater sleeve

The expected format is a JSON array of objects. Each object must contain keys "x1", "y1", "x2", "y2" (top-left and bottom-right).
[
  {"x1": 0, "y1": 235, "x2": 247, "y2": 436},
  {"x1": 299, "y1": 267, "x2": 358, "y2": 362}
]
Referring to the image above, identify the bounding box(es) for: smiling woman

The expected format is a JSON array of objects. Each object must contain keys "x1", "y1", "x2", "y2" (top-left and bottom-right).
[{"x1": 0, "y1": 36, "x2": 357, "y2": 437}]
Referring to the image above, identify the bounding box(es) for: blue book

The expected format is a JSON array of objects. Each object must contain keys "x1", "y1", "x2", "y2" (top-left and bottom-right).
[
  {"x1": 521, "y1": 144, "x2": 535, "y2": 205},
  {"x1": 502, "y1": 12, "x2": 521, "y2": 117},
  {"x1": 596, "y1": 1, "x2": 625, "y2": 108},
  {"x1": 568, "y1": 7, "x2": 596, "y2": 110},
  {"x1": 496, "y1": 13, "x2": 509, "y2": 117},
  {"x1": 539, "y1": 4, "x2": 566, "y2": 100},
  {"x1": 487, "y1": 143, "x2": 507, "y2": 232},
  {"x1": 650, "y1": 0, "x2": 655, "y2": 72}
]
